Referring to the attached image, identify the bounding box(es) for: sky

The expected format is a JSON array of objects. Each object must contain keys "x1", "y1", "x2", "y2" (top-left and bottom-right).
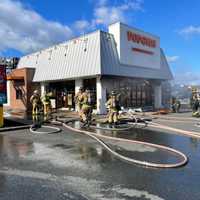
[{"x1": 0, "y1": 0, "x2": 200, "y2": 85}]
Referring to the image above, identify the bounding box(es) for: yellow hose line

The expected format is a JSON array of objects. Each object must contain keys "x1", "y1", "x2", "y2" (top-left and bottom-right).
[
  {"x1": 156, "y1": 119, "x2": 193, "y2": 123},
  {"x1": 149, "y1": 122, "x2": 200, "y2": 139},
  {"x1": 62, "y1": 123, "x2": 188, "y2": 169},
  {"x1": 150, "y1": 115, "x2": 200, "y2": 121}
]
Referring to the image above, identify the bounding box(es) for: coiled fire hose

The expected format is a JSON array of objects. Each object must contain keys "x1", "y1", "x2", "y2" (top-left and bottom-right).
[
  {"x1": 30, "y1": 125, "x2": 61, "y2": 134},
  {"x1": 29, "y1": 115, "x2": 189, "y2": 168},
  {"x1": 61, "y1": 121, "x2": 188, "y2": 168}
]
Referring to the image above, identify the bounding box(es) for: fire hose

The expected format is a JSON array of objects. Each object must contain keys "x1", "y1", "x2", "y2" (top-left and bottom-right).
[
  {"x1": 148, "y1": 122, "x2": 200, "y2": 139},
  {"x1": 125, "y1": 112, "x2": 200, "y2": 138},
  {"x1": 61, "y1": 121, "x2": 188, "y2": 169},
  {"x1": 150, "y1": 115, "x2": 200, "y2": 122},
  {"x1": 29, "y1": 125, "x2": 61, "y2": 134},
  {"x1": 29, "y1": 116, "x2": 189, "y2": 168}
]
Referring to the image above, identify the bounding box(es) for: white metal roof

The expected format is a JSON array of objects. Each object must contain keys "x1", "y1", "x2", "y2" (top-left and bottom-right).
[
  {"x1": 18, "y1": 31, "x2": 101, "y2": 82},
  {"x1": 17, "y1": 27, "x2": 173, "y2": 82}
]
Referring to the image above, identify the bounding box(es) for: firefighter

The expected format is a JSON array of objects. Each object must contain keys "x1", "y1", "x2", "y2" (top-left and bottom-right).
[
  {"x1": 32, "y1": 113, "x2": 43, "y2": 130},
  {"x1": 106, "y1": 91, "x2": 120, "y2": 127},
  {"x1": 75, "y1": 87, "x2": 84, "y2": 119},
  {"x1": 30, "y1": 90, "x2": 41, "y2": 115},
  {"x1": 41, "y1": 92, "x2": 51, "y2": 116},
  {"x1": 175, "y1": 99, "x2": 181, "y2": 113},
  {"x1": 193, "y1": 95, "x2": 199, "y2": 112},
  {"x1": 80, "y1": 88, "x2": 93, "y2": 126},
  {"x1": 192, "y1": 95, "x2": 200, "y2": 117},
  {"x1": 171, "y1": 97, "x2": 176, "y2": 113}
]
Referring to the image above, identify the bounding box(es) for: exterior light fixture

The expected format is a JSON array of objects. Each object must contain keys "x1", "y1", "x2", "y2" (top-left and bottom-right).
[
  {"x1": 83, "y1": 38, "x2": 88, "y2": 52},
  {"x1": 64, "y1": 45, "x2": 68, "y2": 56},
  {"x1": 36, "y1": 54, "x2": 39, "y2": 64},
  {"x1": 107, "y1": 35, "x2": 111, "y2": 41},
  {"x1": 48, "y1": 50, "x2": 53, "y2": 60}
]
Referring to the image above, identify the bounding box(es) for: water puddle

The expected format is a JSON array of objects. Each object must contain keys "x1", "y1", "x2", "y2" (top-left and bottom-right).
[{"x1": 67, "y1": 121, "x2": 189, "y2": 165}]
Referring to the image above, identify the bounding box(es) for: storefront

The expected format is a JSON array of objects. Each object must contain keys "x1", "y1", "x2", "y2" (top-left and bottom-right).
[
  {"x1": 102, "y1": 76, "x2": 153, "y2": 108},
  {"x1": 8, "y1": 22, "x2": 173, "y2": 114}
]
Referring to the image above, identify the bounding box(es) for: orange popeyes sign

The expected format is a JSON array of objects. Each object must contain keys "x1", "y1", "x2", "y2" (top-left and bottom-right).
[{"x1": 127, "y1": 31, "x2": 156, "y2": 48}]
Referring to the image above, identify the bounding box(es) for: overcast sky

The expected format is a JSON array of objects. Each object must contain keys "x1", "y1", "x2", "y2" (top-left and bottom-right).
[{"x1": 0, "y1": 0, "x2": 200, "y2": 85}]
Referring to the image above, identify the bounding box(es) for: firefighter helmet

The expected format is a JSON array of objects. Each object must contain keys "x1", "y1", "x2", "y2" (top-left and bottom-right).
[
  {"x1": 79, "y1": 87, "x2": 84, "y2": 91},
  {"x1": 33, "y1": 90, "x2": 39, "y2": 95},
  {"x1": 111, "y1": 91, "x2": 116, "y2": 96}
]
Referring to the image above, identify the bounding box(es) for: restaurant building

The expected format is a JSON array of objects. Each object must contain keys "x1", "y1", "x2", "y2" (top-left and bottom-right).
[{"x1": 6, "y1": 22, "x2": 173, "y2": 114}]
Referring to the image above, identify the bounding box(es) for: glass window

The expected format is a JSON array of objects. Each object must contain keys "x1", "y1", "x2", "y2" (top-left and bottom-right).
[
  {"x1": 105, "y1": 77, "x2": 153, "y2": 108},
  {"x1": 16, "y1": 89, "x2": 23, "y2": 99}
]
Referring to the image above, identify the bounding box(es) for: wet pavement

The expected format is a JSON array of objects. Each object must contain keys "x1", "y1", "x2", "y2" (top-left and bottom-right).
[
  {"x1": 147, "y1": 112, "x2": 200, "y2": 137},
  {"x1": 0, "y1": 119, "x2": 200, "y2": 199}
]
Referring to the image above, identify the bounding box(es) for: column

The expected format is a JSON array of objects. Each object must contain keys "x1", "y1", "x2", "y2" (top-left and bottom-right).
[
  {"x1": 41, "y1": 82, "x2": 48, "y2": 96},
  {"x1": 75, "y1": 79, "x2": 83, "y2": 94},
  {"x1": 4, "y1": 80, "x2": 11, "y2": 106},
  {"x1": 75, "y1": 79, "x2": 83, "y2": 111},
  {"x1": 154, "y1": 84, "x2": 162, "y2": 109},
  {"x1": 96, "y1": 76, "x2": 107, "y2": 114}
]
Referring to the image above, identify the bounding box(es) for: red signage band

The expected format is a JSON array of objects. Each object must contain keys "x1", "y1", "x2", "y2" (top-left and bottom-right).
[
  {"x1": 132, "y1": 48, "x2": 154, "y2": 55},
  {"x1": 127, "y1": 31, "x2": 156, "y2": 48},
  {"x1": 0, "y1": 65, "x2": 6, "y2": 92},
  {"x1": 0, "y1": 65, "x2": 7, "y2": 104}
]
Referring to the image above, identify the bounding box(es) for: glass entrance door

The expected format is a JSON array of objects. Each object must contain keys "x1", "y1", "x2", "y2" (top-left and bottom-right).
[{"x1": 49, "y1": 80, "x2": 75, "y2": 109}]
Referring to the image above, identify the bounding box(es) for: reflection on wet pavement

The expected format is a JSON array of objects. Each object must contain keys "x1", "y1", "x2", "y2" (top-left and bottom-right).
[
  {"x1": 0, "y1": 134, "x2": 112, "y2": 173},
  {"x1": 68, "y1": 121, "x2": 187, "y2": 164},
  {"x1": 0, "y1": 122, "x2": 200, "y2": 199},
  {"x1": 0, "y1": 167, "x2": 167, "y2": 200}
]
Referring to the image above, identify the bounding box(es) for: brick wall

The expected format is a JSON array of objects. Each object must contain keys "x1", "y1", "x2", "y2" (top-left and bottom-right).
[{"x1": 7, "y1": 68, "x2": 40, "y2": 112}]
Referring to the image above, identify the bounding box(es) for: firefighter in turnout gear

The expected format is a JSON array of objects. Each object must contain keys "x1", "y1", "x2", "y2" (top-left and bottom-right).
[
  {"x1": 191, "y1": 95, "x2": 200, "y2": 117},
  {"x1": 41, "y1": 92, "x2": 51, "y2": 117},
  {"x1": 80, "y1": 88, "x2": 93, "y2": 126},
  {"x1": 175, "y1": 99, "x2": 181, "y2": 113},
  {"x1": 190, "y1": 87, "x2": 200, "y2": 117},
  {"x1": 75, "y1": 87, "x2": 84, "y2": 119},
  {"x1": 30, "y1": 90, "x2": 42, "y2": 115},
  {"x1": 106, "y1": 91, "x2": 120, "y2": 127},
  {"x1": 171, "y1": 97, "x2": 176, "y2": 113},
  {"x1": 171, "y1": 97, "x2": 181, "y2": 113}
]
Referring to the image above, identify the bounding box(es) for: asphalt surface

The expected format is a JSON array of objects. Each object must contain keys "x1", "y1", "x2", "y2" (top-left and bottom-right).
[{"x1": 0, "y1": 114, "x2": 200, "y2": 200}]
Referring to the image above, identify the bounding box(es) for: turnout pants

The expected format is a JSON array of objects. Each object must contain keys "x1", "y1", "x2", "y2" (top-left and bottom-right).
[
  {"x1": 32, "y1": 103, "x2": 40, "y2": 115},
  {"x1": 80, "y1": 105, "x2": 92, "y2": 122},
  {"x1": 108, "y1": 111, "x2": 118, "y2": 123}
]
